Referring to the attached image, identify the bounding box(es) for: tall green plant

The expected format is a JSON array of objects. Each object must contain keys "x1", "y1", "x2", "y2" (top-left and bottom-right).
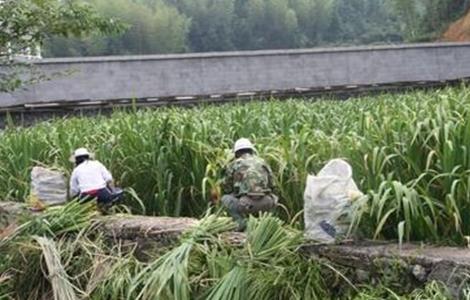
[{"x1": 2, "y1": 86, "x2": 470, "y2": 243}]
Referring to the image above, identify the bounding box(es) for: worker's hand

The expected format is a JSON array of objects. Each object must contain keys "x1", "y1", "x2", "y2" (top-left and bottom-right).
[
  {"x1": 347, "y1": 190, "x2": 363, "y2": 202},
  {"x1": 107, "y1": 180, "x2": 116, "y2": 190},
  {"x1": 209, "y1": 187, "x2": 221, "y2": 206}
]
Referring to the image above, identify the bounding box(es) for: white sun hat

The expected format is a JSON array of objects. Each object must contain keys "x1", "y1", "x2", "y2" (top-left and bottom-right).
[
  {"x1": 69, "y1": 147, "x2": 94, "y2": 162},
  {"x1": 233, "y1": 138, "x2": 255, "y2": 153}
]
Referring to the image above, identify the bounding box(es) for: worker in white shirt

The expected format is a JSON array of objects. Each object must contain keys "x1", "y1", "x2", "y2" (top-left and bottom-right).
[{"x1": 69, "y1": 148, "x2": 122, "y2": 205}]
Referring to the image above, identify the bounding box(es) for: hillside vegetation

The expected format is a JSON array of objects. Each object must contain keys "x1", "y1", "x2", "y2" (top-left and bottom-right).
[{"x1": 44, "y1": 0, "x2": 470, "y2": 57}]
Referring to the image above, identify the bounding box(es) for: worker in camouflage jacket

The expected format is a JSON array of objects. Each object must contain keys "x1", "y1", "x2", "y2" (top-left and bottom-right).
[{"x1": 221, "y1": 138, "x2": 278, "y2": 230}]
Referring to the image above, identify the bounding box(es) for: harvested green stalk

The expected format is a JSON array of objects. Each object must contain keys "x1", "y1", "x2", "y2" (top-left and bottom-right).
[{"x1": 35, "y1": 236, "x2": 79, "y2": 300}]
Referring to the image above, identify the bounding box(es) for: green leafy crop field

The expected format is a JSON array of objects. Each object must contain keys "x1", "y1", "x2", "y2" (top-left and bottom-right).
[{"x1": 1, "y1": 86, "x2": 469, "y2": 244}]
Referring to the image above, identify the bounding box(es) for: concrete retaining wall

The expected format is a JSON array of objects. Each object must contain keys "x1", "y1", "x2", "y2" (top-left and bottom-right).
[{"x1": 1, "y1": 42, "x2": 470, "y2": 108}]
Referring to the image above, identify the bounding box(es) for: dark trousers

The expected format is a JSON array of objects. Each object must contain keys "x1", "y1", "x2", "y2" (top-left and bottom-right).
[
  {"x1": 221, "y1": 193, "x2": 278, "y2": 230},
  {"x1": 80, "y1": 188, "x2": 114, "y2": 204}
]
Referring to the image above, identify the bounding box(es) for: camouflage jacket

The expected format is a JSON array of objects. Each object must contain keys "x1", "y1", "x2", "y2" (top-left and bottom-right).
[{"x1": 222, "y1": 153, "x2": 274, "y2": 197}]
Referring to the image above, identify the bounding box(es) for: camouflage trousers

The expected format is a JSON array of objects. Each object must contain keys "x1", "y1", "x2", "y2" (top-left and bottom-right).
[{"x1": 221, "y1": 193, "x2": 278, "y2": 231}]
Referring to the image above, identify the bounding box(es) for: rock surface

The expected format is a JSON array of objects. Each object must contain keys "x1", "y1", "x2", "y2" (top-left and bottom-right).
[
  {"x1": 100, "y1": 214, "x2": 198, "y2": 255},
  {"x1": 99, "y1": 214, "x2": 246, "y2": 257},
  {"x1": 304, "y1": 241, "x2": 470, "y2": 297}
]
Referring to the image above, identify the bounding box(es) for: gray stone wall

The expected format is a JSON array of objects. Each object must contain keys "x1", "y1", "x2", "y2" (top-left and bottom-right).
[{"x1": 1, "y1": 42, "x2": 470, "y2": 107}]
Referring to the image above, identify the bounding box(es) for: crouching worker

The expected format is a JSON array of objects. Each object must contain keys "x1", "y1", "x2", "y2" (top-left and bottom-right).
[
  {"x1": 221, "y1": 138, "x2": 278, "y2": 231},
  {"x1": 69, "y1": 148, "x2": 123, "y2": 207}
]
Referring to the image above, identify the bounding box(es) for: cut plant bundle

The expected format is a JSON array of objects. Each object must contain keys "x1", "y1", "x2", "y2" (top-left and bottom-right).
[
  {"x1": 35, "y1": 236, "x2": 79, "y2": 300},
  {"x1": 0, "y1": 201, "x2": 98, "y2": 298},
  {"x1": 127, "y1": 212, "x2": 332, "y2": 300},
  {"x1": 0, "y1": 200, "x2": 97, "y2": 247},
  {"x1": 128, "y1": 213, "x2": 237, "y2": 299},
  {"x1": 0, "y1": 201, "x2": 461, "y2": 299}
]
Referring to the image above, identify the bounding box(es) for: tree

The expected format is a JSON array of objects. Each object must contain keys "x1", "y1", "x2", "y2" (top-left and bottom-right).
[
  {"x1": 289, "y1": 0, "x2": 334, "y2": 46},
  {"x1": 391, "y1": 0, "x2": 470, "y2": 42},
  {"x1": 391, "y1": 0, "x2": 422, "y2": 41},
  {"x1": 37, "y1": 0, "x2": 470, "y2": 57},
  {"x1": 150, "y1": 0, "x2": 190, "y2": 53},
  {"x1": 0, "y1": 0, "x2": 124, "y2": 92},
  {"x1": 176, "y1": 0, "x2": 236, "y2": 52},
  {"x1": 327, "y1": 0, "x2": 402, "y2": 45},
  {"x1": 43, "y1": 0, "x2": 190, "y2": 56},
  {"x1": 235, "y1": 0, "x2": 299, "y2": 50},
  {"x1": 420, "y1": 0, "x2": 470, "y2": 38}
]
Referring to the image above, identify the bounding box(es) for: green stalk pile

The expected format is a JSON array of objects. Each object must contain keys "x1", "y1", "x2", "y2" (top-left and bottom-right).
[
  {"x1": 35, "y1": 236, "x2": 79, "y2": 300},
  {"x1": 0, "y1": 86, "x2": 470, "y2": 244},
  {"x1": 0, "y1": 202, "x2": 457, "y2": 299},
  {"x1": 0, "y1": 201, "x2": 96, "y2": 298}
]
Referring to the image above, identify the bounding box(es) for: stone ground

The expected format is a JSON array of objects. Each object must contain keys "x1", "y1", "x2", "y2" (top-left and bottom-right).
[{"x1": 305, "y1": 241, "x2": 470, "y2": 297}]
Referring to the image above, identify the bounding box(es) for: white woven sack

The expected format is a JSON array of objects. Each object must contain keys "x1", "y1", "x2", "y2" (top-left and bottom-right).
[
  {"x1": 31, "y1": 166, "x2": 68, "y2": 205},
  {"x1": 304, "y1": 159, "x2": 361, "y2": 243}
]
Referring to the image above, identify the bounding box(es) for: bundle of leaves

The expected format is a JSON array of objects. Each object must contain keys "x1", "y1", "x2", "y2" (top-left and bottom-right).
[
  {"x1": 0, "y1": 206, "x2": 335, "y2": 299},
  {"x1": 128, "y1": 212, "x2": 333, "y2": 300},
  {"x1": 0, "y1": 203, "x2": 458, "y2": 299},
  {"x1": 0, "y1": 201, "x2": 97, "y2": 299}
]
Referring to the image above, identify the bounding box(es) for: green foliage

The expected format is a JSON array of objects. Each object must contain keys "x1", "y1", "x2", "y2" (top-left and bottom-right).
[
  {"x1": 2, "y1": 87, "x2": 470, "y2": 244},
  {"x1": 45, "y1": 0, "x2": 190, "y2": 56},
  {"x1": 42, "y1": 0, "x2": 470, "y2": 56},
  {"x1": 0, "y1": 0, "x2": 124, "y2": 91},
  {"x1": 392, "y1": 0, "x2": 470, "y2": 41},
  {"x1": 290, "y1": 0, "x2": 335, "y2": 46},
  {"x1": 175, "y1": 0, "x2": 236, "y2": 52},
  {"x1": 349, "y1": 86, "x2": 470, "y2": 244},
  {"x1": 0, "y1": 201, "x2": 97, "y2": 299},
  {"x1": 0, "y1": 210, "x2": 332, "y2": 299},
  {"x1": 240, "y1": 0, "x2": 300, "y2": 49},
  {"x1": 44, "y1": 0, "x2": 190, "y2": 56},
  {"x1": 0, "y1": 203, "x2": 462, "y2": 299},
  {"x1": 128, "y1": 214, "x2": 236, "y2": 299},
  {"x1": 91, "y1": 0, "x2": 189, "y2": 55},
  {"x1": 1, "y1": 201, "x2": 96, "y2": 247},
  {"x1": 350, "y1": 281, "x2": 452, "y2": 299},
  {"x1": 327, "y1": 0, "x2": 402, "y2": 45},
  {"x1": 128, "y1": 213, "x2": 332, "y2": 300}
]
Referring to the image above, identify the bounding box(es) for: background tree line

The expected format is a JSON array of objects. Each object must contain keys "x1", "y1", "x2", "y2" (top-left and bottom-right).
[
  {"x1": 0, "y1": 0, "x2": 123, "y2": 91},
  {"x1": 44, "y1": 0, "x2": 470, "y2": 57}
]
